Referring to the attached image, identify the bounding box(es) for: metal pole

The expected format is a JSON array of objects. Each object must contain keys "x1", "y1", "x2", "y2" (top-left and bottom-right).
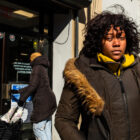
[{"x1": 74, "y1": 10, "x2": 79, "y2": 57}]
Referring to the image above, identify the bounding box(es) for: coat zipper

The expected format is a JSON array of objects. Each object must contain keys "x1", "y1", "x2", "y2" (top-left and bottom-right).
[
  {"x1": 90, "y1": 64, "x2": 132, "y2": 139},
  {"x1": 117, "y1": 76, "x2": 130, "y2": 140}
]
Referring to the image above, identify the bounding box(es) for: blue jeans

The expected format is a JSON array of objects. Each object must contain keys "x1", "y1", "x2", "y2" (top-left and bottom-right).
[{"x1": 33, "y1": 118, "x2": 52, "y2": 140}]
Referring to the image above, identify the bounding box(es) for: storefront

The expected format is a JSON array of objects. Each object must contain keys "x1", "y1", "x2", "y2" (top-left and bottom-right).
[
  {"x1": 0, "y1": 0, "x2": 91, "y2": 112},
  {"x1": 0, "y1": 0, "x2": 61, "y2": 113},
  {"x1": 0, "y1": 0, "x2": 91, "y2": 139}
]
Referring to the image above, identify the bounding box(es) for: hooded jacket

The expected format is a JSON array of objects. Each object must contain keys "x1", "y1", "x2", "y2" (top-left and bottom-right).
[
  {"x1": 55, "y1": 54, "x2": 140, "y2": 140},
  {"x1": 19, "y1": 55, "x2": 57, "y2": 123}
]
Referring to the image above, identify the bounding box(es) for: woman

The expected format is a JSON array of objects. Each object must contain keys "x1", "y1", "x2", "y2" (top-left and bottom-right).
[
  {"x1": 55, "y1": 7, "x2": 140, "y2": 140},
  {"x1": 18, "y1": 52, "x2": 57, "y2": 140}
]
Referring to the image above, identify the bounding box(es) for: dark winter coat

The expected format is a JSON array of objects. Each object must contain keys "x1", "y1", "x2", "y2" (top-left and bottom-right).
[
  {"x1": 19, "y1": 56, "x2": 57, "y2": 123},
  {"x1": 55, "y1": 54, "x2": 140, "y2": 140}
]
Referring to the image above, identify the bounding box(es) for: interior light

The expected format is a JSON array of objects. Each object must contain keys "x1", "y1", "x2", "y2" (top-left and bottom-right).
[
  {"x1": 9, "y1": 34, "x2": 15, "y2": 42},
  {"x1": 20, "y1": 53, "x2": 28, "y2": 56},
  {"x1": 13, "y1": 10, "x2": 36, "y2": 18},
  {"x1": 44, "y1": 28, "x2": 48, "y2": 34},
  {"x1": 0, "y1": 32, "x2": 4, "y2": 39}
]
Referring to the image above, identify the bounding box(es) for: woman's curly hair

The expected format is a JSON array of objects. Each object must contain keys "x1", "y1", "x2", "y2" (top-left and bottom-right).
[{"x1": 81, "y1": 7, "x2": 140, "y2": 58}]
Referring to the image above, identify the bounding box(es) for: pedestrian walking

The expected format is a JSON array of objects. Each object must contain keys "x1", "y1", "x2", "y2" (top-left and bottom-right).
[{"x1": 15, "y1": 52, "x2": 57, "y2": 140}]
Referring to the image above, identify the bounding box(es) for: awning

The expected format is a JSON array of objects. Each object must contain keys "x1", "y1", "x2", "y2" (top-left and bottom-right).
[
  {"x1": 52, "y1": 0, "x2": 92, "y2": 9},
  {"x1": 5, "y1": 0, "x2": 92, "y2": 13}
]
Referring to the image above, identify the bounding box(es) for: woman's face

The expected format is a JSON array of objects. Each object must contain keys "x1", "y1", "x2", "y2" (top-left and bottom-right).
[{"x1": 102, "y1": 26, "x2": 126, "y2": 61}]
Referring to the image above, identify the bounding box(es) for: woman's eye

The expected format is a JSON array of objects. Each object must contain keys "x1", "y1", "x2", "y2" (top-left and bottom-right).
[
  {"x1": 106, "y1": 37, "x2": 113, "y2": 41},
  {"x1": 119, "y1": 36, "x2": 126, "y2": 40}
]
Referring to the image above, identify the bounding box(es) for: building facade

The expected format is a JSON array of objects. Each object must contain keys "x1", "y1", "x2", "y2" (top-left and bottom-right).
[{"x1": 0, "y1": 0, "x2": 140, "y2": 140}]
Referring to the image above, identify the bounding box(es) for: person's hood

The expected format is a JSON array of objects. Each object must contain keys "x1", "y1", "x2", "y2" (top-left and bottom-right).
[
  {"x1": 97, "y1": 53, "x2": 135, "y2": 76},
  {"x1": 30, "y1": 55, "x2": 49, "y2": 68},
  {"x1": 63, "y1": 58, "x2": 104, "y2": 116}
]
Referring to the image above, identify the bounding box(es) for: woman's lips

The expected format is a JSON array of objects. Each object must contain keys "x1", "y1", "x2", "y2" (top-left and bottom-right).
[{"x1": 112, "y1": 50, "x2": 121, "y2": 54}]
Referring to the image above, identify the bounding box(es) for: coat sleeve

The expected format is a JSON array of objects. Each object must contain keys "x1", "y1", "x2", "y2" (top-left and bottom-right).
[
  {"x1": 55, "y1": 85, "x2": 86, "y2": 140},
  {"x1": 18, "y1": 65, "x2": 41, "y2": 103}
]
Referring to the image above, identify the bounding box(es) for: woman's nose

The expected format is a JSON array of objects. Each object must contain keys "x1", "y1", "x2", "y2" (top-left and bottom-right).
[{"x1": 113, "y1": 37, "x2": 120, "y2": 47}]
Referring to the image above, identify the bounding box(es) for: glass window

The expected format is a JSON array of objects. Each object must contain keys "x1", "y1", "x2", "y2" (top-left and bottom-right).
[{"x1": 4, "y1": 33, "x2": 35, "y2": 83}]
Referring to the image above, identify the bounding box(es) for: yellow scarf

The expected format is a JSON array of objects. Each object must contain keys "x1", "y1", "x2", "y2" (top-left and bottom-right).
[{"x1": 97, "y1": 53, "x2": 135, "y2": 76}]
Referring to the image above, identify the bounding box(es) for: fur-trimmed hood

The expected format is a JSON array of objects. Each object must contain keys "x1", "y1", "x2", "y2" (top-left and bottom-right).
[{"x1": 64, "y1": 58, "x2": 104, "y2": 115}]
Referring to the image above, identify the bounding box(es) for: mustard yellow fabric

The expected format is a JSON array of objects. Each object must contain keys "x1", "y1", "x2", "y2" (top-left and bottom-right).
[
  {"x1": 30, "y1": 52, "x2": 42, "y2": 62},
  {"x1": 97, "y1": 53, "x2": 135, "y2": 76}
]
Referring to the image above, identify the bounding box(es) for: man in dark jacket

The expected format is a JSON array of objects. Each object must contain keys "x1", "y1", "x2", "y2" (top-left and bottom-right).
[
  {"x1": 16, "y1": 52, "x2": 57, "y2": 140},
  {"x1": 55, "y1": 6, "x2": 140, "y2": 140}
]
